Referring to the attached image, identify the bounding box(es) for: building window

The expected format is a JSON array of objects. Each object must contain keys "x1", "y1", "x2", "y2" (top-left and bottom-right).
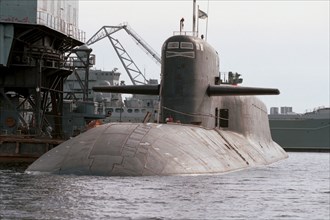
[
  {"x1": 167, "y1": 42, "x2": 179, "y2": 49},
  {"x1": 180, "y1": 42, "x2": 193, "y2": 49},
  {"x1": 220, "y1": 109, "x2": 229, "y2": 128}
]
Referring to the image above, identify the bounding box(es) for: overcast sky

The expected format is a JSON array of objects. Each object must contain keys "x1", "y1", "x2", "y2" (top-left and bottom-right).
[{"x1": 79, "y1": 0, "x2": 329, "y2": 113}]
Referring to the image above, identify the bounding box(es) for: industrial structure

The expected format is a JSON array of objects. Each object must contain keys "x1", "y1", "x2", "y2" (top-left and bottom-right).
[
  {"x1": 0, "y1": 1, "x2": 162, "y2": 162},
  {"x1": 86, "y1": 24, "x2": 161, "y2": 85},
  {"x1": 62, "y1": 24, "x2": 162, "y2": 127},
  {"x1": 0, "y1": 0, "x2": 85, "y2": 161}
]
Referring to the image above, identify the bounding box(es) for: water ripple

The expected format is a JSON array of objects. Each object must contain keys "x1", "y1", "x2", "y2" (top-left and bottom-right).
[{"x1": 0, "y1": 153, "x2": 329, "y2": 220}]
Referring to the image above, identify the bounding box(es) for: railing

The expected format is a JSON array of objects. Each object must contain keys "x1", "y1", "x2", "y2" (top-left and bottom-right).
[
  {"x1": 37, "y1": 11, "x2": 85, "y2": 42},
  {"x1": 173, "y1": 31, "x2": 197, "y2": 36}
]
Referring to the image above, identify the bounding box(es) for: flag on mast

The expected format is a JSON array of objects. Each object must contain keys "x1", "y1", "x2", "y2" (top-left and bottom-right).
[{"x1": 198, "y1": 9, "x2": 208, "y2": 19}]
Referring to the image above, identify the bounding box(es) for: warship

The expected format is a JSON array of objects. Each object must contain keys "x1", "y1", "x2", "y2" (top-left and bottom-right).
[
  {"x1": 269, "y1": 107, "x2": 330, "y2": 152},
  {"x1": 26, "y1": 0, "x2": 287, "y2": 176},
  {"x1": 63, "y1": 68, "x2": 159, "y2": 124}
]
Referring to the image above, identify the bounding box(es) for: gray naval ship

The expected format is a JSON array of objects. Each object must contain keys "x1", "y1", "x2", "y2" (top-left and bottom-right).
[
  {"x1": 27, "y1": 10, "x2": 287, "y2": 176},
  {"x1": 269, "y1": 107, "x2": 330, "y2": 152}
]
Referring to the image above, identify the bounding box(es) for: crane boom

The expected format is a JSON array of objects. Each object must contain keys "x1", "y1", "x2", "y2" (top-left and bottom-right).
[
  {"x1": 123, "y1": 25, "x2": 161, "y2": 64},
  {"x1": 85, "y1": 23, "x2": 161, "y2": 85},
  {"x1": 86, "y1": 26, "x2": 123, "y2": 46}
]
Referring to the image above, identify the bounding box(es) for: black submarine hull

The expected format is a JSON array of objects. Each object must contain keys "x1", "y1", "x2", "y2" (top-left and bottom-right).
[{"x1": 26, "y1": 96, "x2": 287, "y2": 176}]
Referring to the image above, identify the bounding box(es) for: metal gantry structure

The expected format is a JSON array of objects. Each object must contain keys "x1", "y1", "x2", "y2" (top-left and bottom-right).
[
  {"x1": 86, "y1": 24, "x2": 161, "y2": 85},
  {"x1": 0, "y1": 23, "x2": 83, "y2": 139}
]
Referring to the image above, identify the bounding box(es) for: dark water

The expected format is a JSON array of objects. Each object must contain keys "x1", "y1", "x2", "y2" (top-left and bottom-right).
[{"x1": 0, "y1": 153, "x2": 329, "y2": 220}]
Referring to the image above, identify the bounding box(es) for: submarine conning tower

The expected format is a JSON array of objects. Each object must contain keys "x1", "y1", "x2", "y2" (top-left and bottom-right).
[
  {"x1": 160, "y1": 34, "x2": 219, "y2": 126},
  {"x1": 91, "y1": 31, "x2": 280, "y2": 129}
]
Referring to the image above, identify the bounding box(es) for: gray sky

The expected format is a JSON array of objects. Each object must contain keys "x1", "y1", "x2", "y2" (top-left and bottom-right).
[{"x1": 79, "y1": 0, "x2": 329, "y2": 113}]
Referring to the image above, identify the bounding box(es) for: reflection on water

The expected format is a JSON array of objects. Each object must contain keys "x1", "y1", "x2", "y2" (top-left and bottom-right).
[{"x1": 0, "y1": 153, "x2": 329, "y2": 220}]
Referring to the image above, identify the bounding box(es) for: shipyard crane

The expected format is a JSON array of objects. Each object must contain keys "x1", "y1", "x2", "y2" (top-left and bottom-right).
[{"x1": 86, "y1": 24, "x2": 161, "y2": 85}]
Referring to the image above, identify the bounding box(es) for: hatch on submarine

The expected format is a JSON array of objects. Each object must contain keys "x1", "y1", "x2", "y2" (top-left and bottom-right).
[{"x1": 26, "y1": 1, "x2": 287, "y2": 176}]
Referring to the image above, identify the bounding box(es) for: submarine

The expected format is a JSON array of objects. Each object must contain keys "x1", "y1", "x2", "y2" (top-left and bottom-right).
[{"x1": 26, "y1": 5, "x2": 287, "y2": 176}]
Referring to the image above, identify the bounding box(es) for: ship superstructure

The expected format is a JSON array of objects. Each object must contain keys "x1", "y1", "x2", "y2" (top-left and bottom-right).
[
  {"x1": 269, "y1": 107, "x2": 330, "y2": 151},
  {"x1": 63, "y1": 68, "x2": 159, "y2": 125}
]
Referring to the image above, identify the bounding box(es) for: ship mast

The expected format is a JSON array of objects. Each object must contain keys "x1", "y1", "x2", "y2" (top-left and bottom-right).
[{"x1": 192, "y1": 0, "x2": 197, "y2": 36}]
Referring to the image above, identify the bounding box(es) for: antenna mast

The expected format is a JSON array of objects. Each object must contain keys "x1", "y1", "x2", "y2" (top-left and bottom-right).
[
  {"x1": 192, "y1": 0, "x2": 196, "y2": 36},
  {"x1": 205, "y1": 0, "x2": 210, "y2": 41}
]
